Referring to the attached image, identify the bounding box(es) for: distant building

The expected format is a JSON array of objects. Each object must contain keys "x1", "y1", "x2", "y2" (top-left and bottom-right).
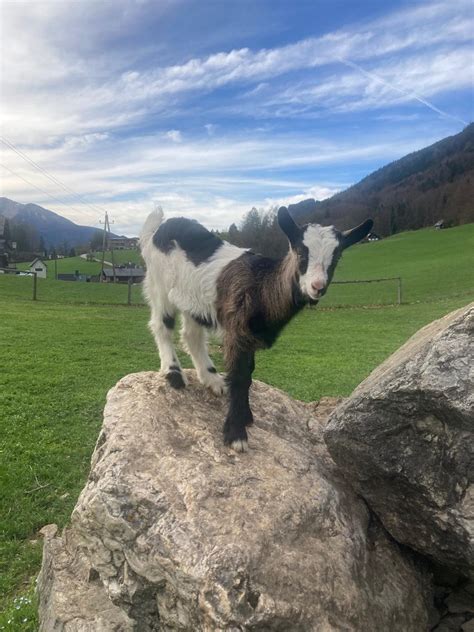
[
  {"x1": 367, "y1": 232, "x2": 381, "y2": 242},
  {"x1": 107, "y1": 237, "x2": 139, "y2": 250},
  {"x1": 28, "y1": 257, "x2": 48, "y2": 278},
  {"x1": 101, "y1": 266, "x2": 145, "y2": 283},
  {"x1": 58, "y1": 271, "x2": 90, "y2": 282}
]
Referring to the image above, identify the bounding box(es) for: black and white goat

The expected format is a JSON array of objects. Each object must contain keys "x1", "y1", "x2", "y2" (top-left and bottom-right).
[{"x1": 140, "y1": 206, "x2": 372, "y2": 452}]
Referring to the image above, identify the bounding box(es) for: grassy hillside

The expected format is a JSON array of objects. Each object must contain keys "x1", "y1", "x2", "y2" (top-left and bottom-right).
[
  {"x1": 92, "y1": 248, "x2": 143, "y2": 266},
  {"x1": 0, "y1": 224, "x2": 473, "y2": 628},
  {"x1": 297, "y1": 122, "x2": 474, "y2": 232},
  {"x1": 15, "y1": 250, "x2": 141, "y2": 276},
  {"x1": 327, "y1": 223, "x2": 474, "y2": 306},
  {"x1": 7, "y1": 224, "x2": 474, "y2": 308},
  {"x1": 16, "y1": 255, "x2": 104, "y2": 276},
  {"x1": 0, "y1": 274, "x2": 143, "y2": 305}
]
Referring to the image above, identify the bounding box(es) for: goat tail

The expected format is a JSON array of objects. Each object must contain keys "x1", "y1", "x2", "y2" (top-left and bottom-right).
[{"x1": 140, "y1": 205, "x2": 164, "y2": 257}]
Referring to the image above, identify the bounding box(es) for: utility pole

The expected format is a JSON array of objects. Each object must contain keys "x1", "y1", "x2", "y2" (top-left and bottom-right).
[{"x1": 99, "y1": 211, "x2": 116, "y2": 283}]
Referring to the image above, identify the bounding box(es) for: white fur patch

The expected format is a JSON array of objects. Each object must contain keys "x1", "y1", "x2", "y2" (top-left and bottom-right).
[
  {"x1": 231, "y1": 439, "x2": 248, "y2": 453},
  {"x1": 141, "y1": 210, "x2": 245, "y2": 399},
  {"x1": 201, "y1": 371, "x2": 227, "y2": 396},
  {"x1": 300, "y1": 225, "x2": 339, "y2": 299},
  {"x1": 142, "y1": 223, "x2": 247, "y2": 326}
]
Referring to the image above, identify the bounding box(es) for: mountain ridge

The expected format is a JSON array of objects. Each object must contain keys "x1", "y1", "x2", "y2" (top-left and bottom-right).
[
  {"x1": 289, "y1": 123, "x2": 474, "y2": 233},
  {"x1": 0, "y1": 197, "x2": 118, "y2": 248}
]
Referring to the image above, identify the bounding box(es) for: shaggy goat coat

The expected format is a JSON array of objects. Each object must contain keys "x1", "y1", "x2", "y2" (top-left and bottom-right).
[{"x1": 140, "y1": 206, "x2": 372, "y2": 451}]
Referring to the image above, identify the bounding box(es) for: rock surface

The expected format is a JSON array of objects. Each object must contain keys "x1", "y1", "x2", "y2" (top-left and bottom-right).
[
  {"x1": 325, "y1": 304, "x2": 474, "y2": 577},
  {"x1": 39, "y1": 371, "x2": 430, "y2": 631},
  {"x1": 37, "y1": 524, "x2": 134, "y2": 631}
]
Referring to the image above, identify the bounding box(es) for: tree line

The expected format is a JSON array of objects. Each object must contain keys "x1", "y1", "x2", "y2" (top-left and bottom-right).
[
  {"x1": 216, "y1": 207, "x2": 289, "y2": 258},
  {"x1": 1, "y1": 216, "x2": 105, "y2": 262}
]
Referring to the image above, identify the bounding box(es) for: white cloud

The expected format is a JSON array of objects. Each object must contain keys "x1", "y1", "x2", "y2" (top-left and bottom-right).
[
  {"x1": 204, "y1": 123, "x2": 217, "y2": 136},
  {"x1": 239, "y1": 47, "x2": 472, "y2": 122},
  {"x1": 165, "y1": 129, "x2": 183, "y2": 142},
  {"x1": 1, "y1": 0, "x2": 471, "y2": 142},
  {"x1": 0, "y1": 129, "x2": 447, "y2": 233},
  {"x1": 0, "y1": 0, "x2": 471, "y2": 233}
]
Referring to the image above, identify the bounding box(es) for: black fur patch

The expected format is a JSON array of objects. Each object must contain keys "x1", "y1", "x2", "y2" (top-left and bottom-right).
[
  {"x1": 224, "y1": 351, "x2": 255, "y2": 444},
  {"x1": 166, "y1": 369, "x2": 186, "y2": 389},
  {"x1": 153, "y1": 217, "x2": 223, "y2": 265},
  {"x1": 295, "y1": 241, "x2": 309, "y2": 275},
  {"x1": 162, "y1": 314, "x2": 175, "y2": 329},
  {"x1": 192, "y1": 313, "x2": 214, "y2": 328},
  {"x1": 322, "y1": 242, "x2": 344, "y2": 295},
  {"x1": 238, "y1": 252, "x2": 305, "y2": 348}
]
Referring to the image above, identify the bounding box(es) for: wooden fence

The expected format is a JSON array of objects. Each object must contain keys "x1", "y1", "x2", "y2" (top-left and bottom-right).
[
  {"x1": 1, "y1": 269, "x2": 403, "y2": 307},
  {"x1": 332, "y1": 277, "x2": 402, "y2": 305}
]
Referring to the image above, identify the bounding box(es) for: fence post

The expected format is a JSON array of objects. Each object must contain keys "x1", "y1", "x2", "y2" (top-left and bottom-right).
[
  {"x1": 33, "y1": 273, "x2": 37, "y2": 301},
  {"x1": 127, "y1": 277, "x2": 132, "y2": 306},
  {"x1": 397, "y1": 277, "x2": 402, "y2": 305}
]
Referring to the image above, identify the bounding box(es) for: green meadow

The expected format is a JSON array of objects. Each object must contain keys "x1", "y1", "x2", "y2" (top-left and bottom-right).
[{"x1": 0, "y1": 224, "x2": 473, "y2": 629}]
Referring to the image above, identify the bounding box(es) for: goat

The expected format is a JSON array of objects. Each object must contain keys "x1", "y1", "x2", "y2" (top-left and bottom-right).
[{"x1": 140, "y1": 206, "x2": 372, "y2": 452}]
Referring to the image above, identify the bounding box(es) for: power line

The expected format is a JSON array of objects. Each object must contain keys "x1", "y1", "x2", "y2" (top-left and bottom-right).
[
  {"x1": 0, "y1": 162, "x2": 91, "y2": 219},
  {"x1": 0, "y1": 135, "x2": 110, "y2": 216}
]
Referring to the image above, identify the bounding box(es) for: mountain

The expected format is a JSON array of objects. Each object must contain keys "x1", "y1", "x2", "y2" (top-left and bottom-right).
[
  {"x1": 289, "y1": 123, "x2": 474, "y2": 234},
  {"x1": 0, "y1": 198, "x2": 117, "y2": 248}
]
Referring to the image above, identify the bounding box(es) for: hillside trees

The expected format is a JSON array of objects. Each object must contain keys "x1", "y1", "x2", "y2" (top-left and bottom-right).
[
  {"x1": 9, "y1": 220, "x2": 40, "y2": 252},
  {"x1": 90, "y1": 229, "x2": 104, "y2": 251},
  {"x1": 222, "y1": 207, "x2": 288, "y2": 257}
]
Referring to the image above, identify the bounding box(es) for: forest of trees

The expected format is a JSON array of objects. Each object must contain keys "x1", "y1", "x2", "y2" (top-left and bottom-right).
[
  {"x1": 1, "y1": 216, "x2": 102, "y2": 262},
  {"x1": 220, "y1": 124, "x2": 474, "y2": 255},
  {"x1": 217, "y1": 206, "x2": 290, "y2": 258}
]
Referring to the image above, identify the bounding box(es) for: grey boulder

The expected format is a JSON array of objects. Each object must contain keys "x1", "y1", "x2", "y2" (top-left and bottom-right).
[
  {"x1": 325, "y1": 303, "x2": 474, "y2": 577},
  {"x1": 38, "y1": 371, "x2": 430, "y2": 631}
]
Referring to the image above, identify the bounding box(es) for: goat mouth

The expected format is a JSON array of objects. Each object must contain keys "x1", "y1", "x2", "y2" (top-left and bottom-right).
[{"x1": 308, "y1": 290, "x2": 324, "y2": 301}]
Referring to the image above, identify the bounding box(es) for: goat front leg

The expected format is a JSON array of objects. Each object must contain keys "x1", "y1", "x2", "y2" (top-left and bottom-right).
[{"x1": 223, "y1": 350, "x2": 255, "y2": 452}]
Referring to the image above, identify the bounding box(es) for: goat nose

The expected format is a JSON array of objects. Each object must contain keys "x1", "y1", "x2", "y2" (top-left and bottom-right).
[{"x1": 311, "y1": 280, "x2": 325, "y2": 292}]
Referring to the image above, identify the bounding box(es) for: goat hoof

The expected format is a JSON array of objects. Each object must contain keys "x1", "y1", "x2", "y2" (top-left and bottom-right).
[
  {"x1": 223, "y1": 423, "x2": 248, "y2": 450},
  {"x1": 201, "y1": 370, "x2": 227, "y2": 396},
  {"x1": 165, "y1": 369, "x2": 186, "y2": 389},
  {"x1": 230, "y1": 439, "x2": 248, "y2": 453}
]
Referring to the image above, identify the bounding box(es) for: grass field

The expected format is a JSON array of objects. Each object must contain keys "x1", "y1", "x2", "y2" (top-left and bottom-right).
[
  {"x1": 92, "y1": 248, "x2": 143, "y2": 266},
  {"x1": 15, "y1": 250, "x2": 141, "y2": 276},
  {"x1": 15, "y1": 255, "x2": 105, "y2": 276},
  {"x1": 7, "y1": 223, "x2": 474, "y2": 308},
  {"x1": 0, "y1": 224, "x2": 473, "y2": 629}
]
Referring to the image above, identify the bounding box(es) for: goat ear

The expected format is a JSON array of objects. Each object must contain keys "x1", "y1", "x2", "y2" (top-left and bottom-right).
[
  {"x1": 342, "y1": 219, "x2": 373, "y2": 249},
  {"x1": 278, "y1": 206, "x2": 302, "y2": 245}
]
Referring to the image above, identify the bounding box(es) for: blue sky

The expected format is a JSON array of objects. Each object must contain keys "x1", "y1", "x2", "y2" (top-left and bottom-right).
[{"x1": 0, "y1": 0, "x2": 472, "y2": 235}]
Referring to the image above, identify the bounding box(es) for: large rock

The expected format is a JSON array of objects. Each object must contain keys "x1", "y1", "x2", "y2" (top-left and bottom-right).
[
  {"x1": 39, "y1": 371, "x2": 430, "y2": 631},
  {"x1": 325, "y1": 304, "x2": 474, "y2": 577},
  {"x1": 37, "y1": 524, "x2": 134, "y2": 631}
]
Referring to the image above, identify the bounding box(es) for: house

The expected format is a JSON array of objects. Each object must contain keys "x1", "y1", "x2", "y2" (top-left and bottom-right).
[
  {"x1": 107, "y1": 237, "x2": 139, "y2": 250},
  {"x1": 28, "y1": 257, "x2": 48, "y2": 278},
  {"x1": 367, "y1": 232, "x2": 381, "y2": 242},
  {"x1": 101, "y1": 266, "x2": 145, "y2": 283},
  {"x1": 58, "y1": 271, "x2": 90, "y2": 282}
]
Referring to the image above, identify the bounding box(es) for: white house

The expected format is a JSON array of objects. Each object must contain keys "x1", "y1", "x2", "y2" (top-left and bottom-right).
[{"x1": 28, "y1": 257, "x2": 48, "y2": 278}]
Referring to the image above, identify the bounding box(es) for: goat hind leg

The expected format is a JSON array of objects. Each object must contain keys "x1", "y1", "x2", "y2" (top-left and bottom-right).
[
  {"x1": 181, "y1": 313, "x2": 226, "y2": 395},
  {"x1": 149, "y1": 307, "x2": 187, "y2": 389}
]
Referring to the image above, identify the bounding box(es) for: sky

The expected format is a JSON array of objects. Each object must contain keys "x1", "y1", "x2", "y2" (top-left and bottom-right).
[{"x1": 0, "y1": 0, "x2": 473, "y2": 235}]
